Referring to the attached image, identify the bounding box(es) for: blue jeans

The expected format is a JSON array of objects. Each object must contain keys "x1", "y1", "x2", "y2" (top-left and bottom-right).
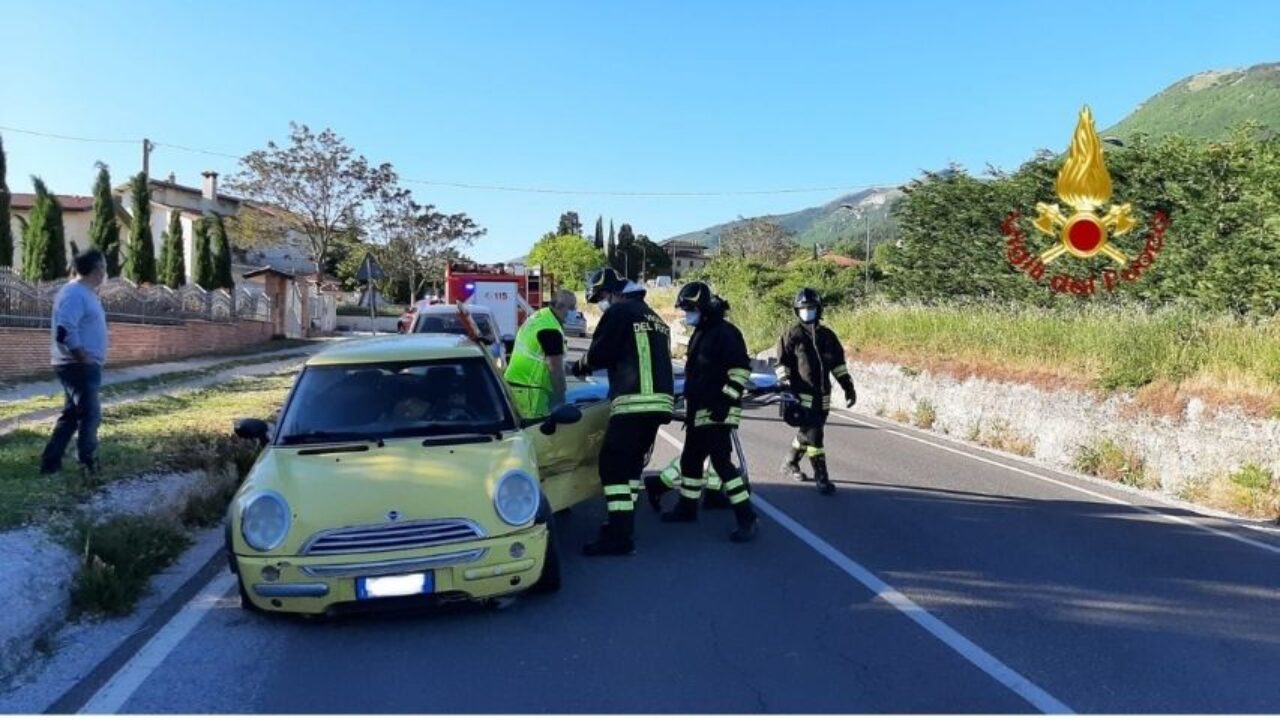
[{"x1": 40, "y1": 363, "x2": 103, "y2": 472}]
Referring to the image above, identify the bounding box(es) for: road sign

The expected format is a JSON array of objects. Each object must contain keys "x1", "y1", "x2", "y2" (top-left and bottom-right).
[{"x1": 355, "y1": 253, "x2": 386, "y2": 282}]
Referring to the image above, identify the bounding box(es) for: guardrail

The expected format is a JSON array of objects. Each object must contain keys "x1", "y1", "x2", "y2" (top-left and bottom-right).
[{"x1": 0, "y1": 268, "x2": 273, "y2": 327}]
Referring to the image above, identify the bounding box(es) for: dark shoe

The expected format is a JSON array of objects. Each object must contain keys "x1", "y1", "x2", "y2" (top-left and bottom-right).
[
  {"x1": 661, "y1": 497, "x2": 699, "y2": 523},
  {"x1": 812, "y1": 457, "x2": 836, "y2": 495},
  {"x1": 582, "y1": 535, "x2": 636, "y2": 556},
  {"x1": 643, "y1": 474, "x2": 669, "y2": 513},
  {"x1": 730, "y1": 517, "x2": 759, "y2": 543},
  {"x1": 701, "y1": 489, "x2": 733, "y2": 511},
  {"x1": 39, "y1": 464, "x2": 62, "y2": 476}
]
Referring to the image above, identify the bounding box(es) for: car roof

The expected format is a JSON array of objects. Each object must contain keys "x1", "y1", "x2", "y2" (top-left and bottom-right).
[
  {"x1": 306, "y1": 334, "x2": 486, "y2": 366},
  {"x1": 418, "y1": 304, "x2": 492, "y2": 317}
]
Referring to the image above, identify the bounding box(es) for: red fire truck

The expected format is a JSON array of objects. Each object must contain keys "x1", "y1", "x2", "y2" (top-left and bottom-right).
[{"x1": 443, "y1": 262, "x2": 554, "y2": 346}]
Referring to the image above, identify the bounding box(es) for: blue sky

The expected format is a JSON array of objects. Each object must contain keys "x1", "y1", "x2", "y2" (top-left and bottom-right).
[{"x1": 2, "y1": 0, "x2": 1278, "y2": 262}]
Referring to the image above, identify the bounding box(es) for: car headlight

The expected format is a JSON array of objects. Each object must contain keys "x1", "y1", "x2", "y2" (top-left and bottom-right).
[
  {"x1": 240, "y1": 491, "x2": 291, "y2": 552},
  {"x1": 494, "y1": 470, "x2": 539, "y2": 526}
]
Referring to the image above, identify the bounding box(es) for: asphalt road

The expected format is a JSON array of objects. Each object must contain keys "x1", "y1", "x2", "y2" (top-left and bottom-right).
[{"x1": 61, "y1": 338, "x2": 1280, "y2": 713}]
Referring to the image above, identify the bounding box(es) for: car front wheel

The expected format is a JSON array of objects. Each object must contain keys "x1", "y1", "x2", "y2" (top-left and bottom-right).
[{"x1": 529, "y1": 518, "x2": 562, "y2": 595}]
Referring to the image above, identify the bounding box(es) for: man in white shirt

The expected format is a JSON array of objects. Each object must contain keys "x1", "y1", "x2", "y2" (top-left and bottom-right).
[{"x1": 40, "y1": 249, "x2": 109, "y2": 476}]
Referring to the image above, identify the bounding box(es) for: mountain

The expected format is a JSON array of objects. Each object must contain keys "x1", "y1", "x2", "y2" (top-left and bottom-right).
[
  {"x1": 1104, "y1": 62, "x2": 1280, "y2": 140},
  {"x1": 661, "y1": 186, "x2": 903, "y2": 251}
]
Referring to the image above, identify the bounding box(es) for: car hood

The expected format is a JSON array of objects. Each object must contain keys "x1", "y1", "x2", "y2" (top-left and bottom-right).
[{"x1": 235, "y1": 434, "x2": 537, "y2": 556}]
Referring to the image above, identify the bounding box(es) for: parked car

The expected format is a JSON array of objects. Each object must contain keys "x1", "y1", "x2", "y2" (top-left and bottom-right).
[
  {"x1": 411, "y1": 304, "x2": 507, "y2": 369},
  {"x1": 227, "y1": 334, "x2": 613, "y2": 616},
  {"x1": 562, "y1": 309, "x2": 587, "y2": 338}
]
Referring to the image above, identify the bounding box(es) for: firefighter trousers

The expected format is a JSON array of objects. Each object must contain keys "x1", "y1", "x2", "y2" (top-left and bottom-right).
[
  {"x1": 792, "y1": 412, "x2": 828, "y2": 466},
  {"x1": 672, "y1": 426, "x2": 752, "y2": 507},
  {"x1": 599, "y1": 412, "x2": 667, "y2": 540}
]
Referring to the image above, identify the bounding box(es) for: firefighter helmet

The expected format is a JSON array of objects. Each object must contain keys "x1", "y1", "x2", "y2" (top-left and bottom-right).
[
  {"x1": 793, "y1": 287, "x2": 823, "y2": 320},
  {"x1": 675, "y1": 281, "x2": 714, "y2": 313},
  {"x1": 586, "y1": 267, "x2": 627, "y2": 304}
]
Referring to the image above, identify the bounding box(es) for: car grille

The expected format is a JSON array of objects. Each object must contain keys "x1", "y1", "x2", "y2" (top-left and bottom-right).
[{"x1": 300, "y1": 518, "x2": 485, "y2": 556}]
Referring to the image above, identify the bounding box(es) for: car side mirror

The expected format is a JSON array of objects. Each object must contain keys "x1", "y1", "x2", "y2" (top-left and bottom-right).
[
  {"x1": 234, "y1": 418, "x2": 270, "y2": 445},
  {"x1": 539, "y1": 403, "x2": 583, "y2": 435}
]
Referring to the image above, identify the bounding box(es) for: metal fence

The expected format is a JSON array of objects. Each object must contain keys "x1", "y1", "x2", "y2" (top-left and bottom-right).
[{"x1": 0, "y1": 268, "x2": 273, "y2": 328}]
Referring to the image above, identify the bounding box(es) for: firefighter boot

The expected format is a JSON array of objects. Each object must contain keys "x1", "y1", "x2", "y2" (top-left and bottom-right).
[
  {"x1": 782, "y1": 445, "x2": 807, "y2": 483},
  {"x1": 643, "y1": 473, "x2": 669, "y2": 513},
  {"x1": 583, "y1": 512, "x2": 636, "y2": 556},
  {"x1": 812, "y1": 456, "x2": 836, "y2": 495},
  {"x1": 661, "y1": 495, "x2": 700, "y2": 523},
  {"x1": 729, "y1": 502, "x2": 759, "y2": 543}
]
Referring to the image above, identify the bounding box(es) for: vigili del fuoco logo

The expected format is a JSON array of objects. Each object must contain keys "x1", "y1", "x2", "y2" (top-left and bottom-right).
[{"x1": 1002, "y1": 106, "x2": 1170, "y2": 296}]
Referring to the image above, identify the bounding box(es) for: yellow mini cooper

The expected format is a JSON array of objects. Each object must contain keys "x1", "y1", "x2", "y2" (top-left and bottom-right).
[{"x1": 225, "y1": 334, "x2": 610, "y2": 615}]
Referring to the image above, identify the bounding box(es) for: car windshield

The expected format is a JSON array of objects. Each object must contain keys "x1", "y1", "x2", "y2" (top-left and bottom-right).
[
  {"x1": 413, "y1": 312, "x2": 497, "y2": 343},
  {"x1": 276, "y1": 357, "x2": 515, "y2": 444}
]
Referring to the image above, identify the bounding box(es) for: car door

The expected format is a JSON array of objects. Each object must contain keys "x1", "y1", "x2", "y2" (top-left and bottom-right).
[{"x1": 529, "y1": 376, "x2": 610, "y2": 511}]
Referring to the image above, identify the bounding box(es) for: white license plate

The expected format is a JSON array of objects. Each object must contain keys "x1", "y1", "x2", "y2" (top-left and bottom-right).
[{"x1": 356, "y1": 572, "x2": 433, "y2": 600}]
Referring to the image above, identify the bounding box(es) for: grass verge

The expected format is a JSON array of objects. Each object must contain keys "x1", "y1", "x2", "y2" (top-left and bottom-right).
[
  {"x1": 65, "y1": 515, "x2": 192, "y2": 618},
  {"x1": 0, "y1": 373, "x2": 292, "y2": 530},
  {"x1": 0, "y1": 351, "x2": 308, "y2": 423}
]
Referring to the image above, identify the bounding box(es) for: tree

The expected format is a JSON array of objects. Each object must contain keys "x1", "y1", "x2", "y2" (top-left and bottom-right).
[
  {"x1": 124, "y1": 173, "x2": 157, "y2": 284},
  {"x1": 210, "y1": 214, "x2": 235, "y2": 290},
  {"x1": 527, "y1": 234, "x2": 606, "y2": 291},
  {"x1": 370, "y1": 186, "x2": 486, "y2": 303},
  {"x1": 88, "y1": 163, "x2": 121, "y2": 276},
  {"x1": 192, "y1": 217, "x2": 215, "y2": 289},
  {"x1": 21, "y1": 178, "x2": 67, "y2": 281},
  {"x1": 615, "y1": 223, "x2": 637, "y2": 278},
  {"x1": 720, "y1": 218, "x2": 796, "y2": 267},
  {"x1": 557, "y1": 211, "x2": 582, "y2": 237},
  {"x1": 159, "y1": 210, "x2": 185, "y2": 289},
  {"x1": 228, "y1": 123, "x2": 396, "y2": 280},
  {"x1": 607, "y1": 220, "x2": 615, "y2": 264},
  {"x1": 593, "y1": 215, "x2": 604, "y2": 250},
  {"x1": 0, "y1": 134, "x2": 13, "y2": 268}
]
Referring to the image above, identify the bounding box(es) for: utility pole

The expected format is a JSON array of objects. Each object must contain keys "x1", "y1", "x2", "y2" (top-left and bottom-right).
[{"x1": 142, "y1": 138, "x2": 154, "y2": 177}]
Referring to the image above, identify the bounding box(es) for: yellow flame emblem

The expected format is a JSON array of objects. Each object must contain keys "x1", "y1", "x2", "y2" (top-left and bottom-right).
[{"x1": 1032, "y1": 106, "x2": 1136, "y2": 266}]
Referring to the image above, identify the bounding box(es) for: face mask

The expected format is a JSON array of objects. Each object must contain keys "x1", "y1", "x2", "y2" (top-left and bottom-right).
[
  {"x1": 684, "y1": 310, "x2": 701, "y2": 326},
  {"x1": 799, "y1": 308, "x2": 818, "y2": 323},
  {"x1": 598, "y1": 300, "x2": 611, "y2": 312}
]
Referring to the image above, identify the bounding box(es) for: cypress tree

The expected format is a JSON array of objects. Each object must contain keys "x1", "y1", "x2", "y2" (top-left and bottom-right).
[
  {"x1": 593, "y1": 215, "x2": 604, "y2": 250},
  {"x1": 21, "y1": 178, "x2": 67, "y2": 281},
  {"x1": 88, "y1": 163, "x2": 121, "y2": 276},
  {"x1": 192, "y1": 216, "x2": 214, "y2": 289},
  {"x1": 0, "y1": 134, "x2": 13, "y2": 268},
  {"x1": 210, "y1": 213, "x2": 234, "y2": 290},
  {"x1": 159, "y1": 210, "x2": 185, "y2": 289},
  {"x1": 124, "y1": 173, "x2": 156, "y2": 284}
]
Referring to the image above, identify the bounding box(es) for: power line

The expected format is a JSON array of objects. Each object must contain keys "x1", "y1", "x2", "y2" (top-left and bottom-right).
[
  {"x1": 1, "y1": 123, "x2": 904, "y2": 197},
  {"x1": 0, "y1": 125, "x2": 136, "y2": 145}
]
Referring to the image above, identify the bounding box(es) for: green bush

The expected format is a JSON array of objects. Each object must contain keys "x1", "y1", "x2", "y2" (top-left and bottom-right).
[{"x1": 69, "y1": 515, "x2": 191, "y2": 617}]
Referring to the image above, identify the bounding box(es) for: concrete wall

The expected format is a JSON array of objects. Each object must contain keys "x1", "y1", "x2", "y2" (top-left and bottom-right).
[{"x1": 0, "y1": 319, "x2": 274, "y2": 381}]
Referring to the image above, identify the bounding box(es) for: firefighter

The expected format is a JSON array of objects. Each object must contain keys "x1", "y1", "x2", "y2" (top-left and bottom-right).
[
  {"x1": 569, "y1": 267, "x2": 675, "y2": 556},
  {"x1": 645, "y1": 281, "x2": 758, "y2": 542},
  {"x1": 776, "y1": 288, "x2": 857, "y2": 495},
  {"x1": 503, "y1": 289, "x2": 577, "y2": 419}
]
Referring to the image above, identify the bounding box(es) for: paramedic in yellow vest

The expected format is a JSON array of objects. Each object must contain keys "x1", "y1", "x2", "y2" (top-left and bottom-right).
[{"x1": 504, "y1": 289, "x2": 577, "y2": 418}]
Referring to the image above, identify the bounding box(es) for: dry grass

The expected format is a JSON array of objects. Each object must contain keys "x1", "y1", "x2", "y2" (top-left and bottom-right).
[
  {"x1": 1179, "y1": 463, "x2": 1280, "y2": 521},
  {"x1": 912, "y1": 399, "x2": 937, "y2": 429},
  {"x1": 1073, "y1": 438, "x2": 1159, "y2": 490},
  {"x1": 979, "y1": 421, "x2": 1037, "y2": 457}
]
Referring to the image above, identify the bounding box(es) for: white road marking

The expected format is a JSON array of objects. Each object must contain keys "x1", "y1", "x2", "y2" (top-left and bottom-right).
[
  {"x1": 657, "y1": 428, "x2": 1074, "y2": 714},
  {"x1": 832, "y1": 413, "x2": 1280, "y2": 557},
  {"x1": 78, "y1": 574, "x2": 237, "y2": 714}
]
